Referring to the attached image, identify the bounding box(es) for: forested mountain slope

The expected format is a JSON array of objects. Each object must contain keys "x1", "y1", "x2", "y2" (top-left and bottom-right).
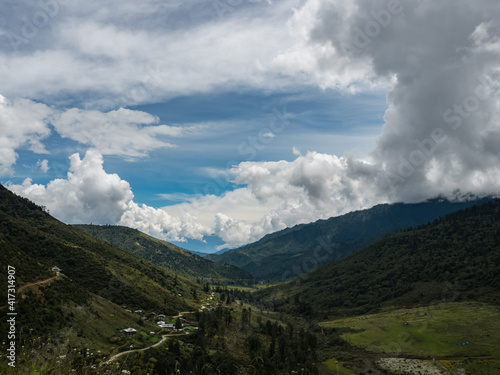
[
  {"x1": 208, "y1": 198, "x2": 492, "y2": 280},
  {"x1": 75, "y1": 224, "x2": 254, "y2": 283},
  {"x1": 256, "y1": 200, "x2": 500, "y2": 318}
]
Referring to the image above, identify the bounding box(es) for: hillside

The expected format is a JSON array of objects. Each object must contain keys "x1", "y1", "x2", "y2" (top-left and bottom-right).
[
  {"x1": 75, "y1": 224, "x2": 254, "y2": 283},
  {"x1": 0, "y1": 184, "x2": 322, "y2": 375},
  {"x1": 0, "y1": 184, "x2": 203, "y2": 351},
  {"x1": 2, "y1": 182, "x2": 499, "y2": 375},
  {"x1": 206, "y1": 198, "x2": 492, "y2": 281},
  {"x1": 256, "y1": 199, "x2": 500, "y2": 318}
]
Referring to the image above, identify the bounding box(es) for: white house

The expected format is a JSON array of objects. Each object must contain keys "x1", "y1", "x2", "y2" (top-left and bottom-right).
[
  {"x1": 159, "y1": 323, "x2": 174, "y2": 330},
  {"x1": 123, "y1": 328, "x2": 137, "y2": 336}
]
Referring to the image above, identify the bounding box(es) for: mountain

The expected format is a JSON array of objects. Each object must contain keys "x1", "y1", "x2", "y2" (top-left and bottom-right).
[
  {"x1": 74, "y1": 224, "x2": 254, "y2": 283},
  {"x1": 0, "y1": 183, "x2": 322, "y2": 375},
  {"x1": 256, "y1": 199, "x2": 500, "y2": 318},
  {"x1": 206, "y1": 198, "x2": 493, "y2": 281},
  {"x1": 0, "y1": 184, "x2": 202, "y2": 352},
  {"x1": 186, "y1": 249, "x2": 210, "y2": 257}
]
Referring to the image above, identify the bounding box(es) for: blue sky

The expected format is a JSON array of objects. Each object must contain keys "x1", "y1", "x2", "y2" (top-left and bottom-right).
[
  {"x1": 1, "y1": 0, "x2": 499, "y2": 252},
  {"x1": 3, "y1": 88, "x2": 386, "y2": 251}
]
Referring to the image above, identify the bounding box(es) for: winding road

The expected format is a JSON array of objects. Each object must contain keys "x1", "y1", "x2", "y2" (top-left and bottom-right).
[
  {"x1": 104, "y1": 311, "x2": 194, "y2": 364},
  {"x1": 104, "y1": 333, "x2": 183, "y2": 364}
]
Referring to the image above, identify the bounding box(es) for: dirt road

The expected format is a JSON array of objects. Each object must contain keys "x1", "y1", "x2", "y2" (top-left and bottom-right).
[
  {"x1": 17, "y1": 274, "x2": 59, "y2": 292},
  {"x1": 105, "y1": 333, "x2": 185, "y2": 364}
]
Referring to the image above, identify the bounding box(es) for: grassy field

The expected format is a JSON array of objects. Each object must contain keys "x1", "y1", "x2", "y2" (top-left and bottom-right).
[
  {"x1": 462, "y1": 359, "x2": 500, "y2": 374},
  {"x1": 323, "y1": 358, "x2": 357, "y2": 374},
  {"x1": 319, "y1": 302, "x2": 500, "y2": 358},
  {"x1": 225, "y1": 284, "x2": 280, "y2": 292}
]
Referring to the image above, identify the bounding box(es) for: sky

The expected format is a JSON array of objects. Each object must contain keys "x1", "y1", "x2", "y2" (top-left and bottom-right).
[{"x1": 1, "y1": 0, "x2": 499, "y2": 253}]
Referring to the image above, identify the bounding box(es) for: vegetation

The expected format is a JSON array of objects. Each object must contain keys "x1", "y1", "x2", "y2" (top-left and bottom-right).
[
  {"x1": 2, "y1": 182, "x2": 500, "y2": 374},
  {"x1": 0, "y1": 184, "x2": 204, "y2": 358},
  {"x1": 75, "y1": 224, "x2": 254, "y2": 283},
  {"x1": 256, "y1": 199, "x2": 500, "y2": 318},
  {"x1": 320, "y1": 302, "x2": 500, "y2": 358},
  {"x1": 0, "y1": 184, "x2": 324, "y2": 374},
  {"x1": 98, "y1": 293, "x2": 321, "y2": 375},
  {"x1": 0, "y1": 184, "x2": 201, "y2": 315},
  {"x1": 207, "y1": 198, "x2": 492, "y2": 281}
]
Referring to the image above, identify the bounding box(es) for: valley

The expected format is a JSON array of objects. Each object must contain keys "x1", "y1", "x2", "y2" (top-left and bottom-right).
[{"x1": 1, "y1": 184, "x2": 500, "y2": 374}]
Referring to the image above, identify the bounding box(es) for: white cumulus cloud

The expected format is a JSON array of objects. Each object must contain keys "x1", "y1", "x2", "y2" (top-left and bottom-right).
[
  {"x1": 8, "y1": 149, "x2": 213, "y2": 242},
  {"x1": 8, "y1": 149, "x2": 134, "y2": 224},
  {"x1": 36, "y1": 159, "x2": 50, "y2": 173}
]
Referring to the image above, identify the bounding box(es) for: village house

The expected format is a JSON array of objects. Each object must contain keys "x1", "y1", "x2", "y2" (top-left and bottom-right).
[
  {"x1": 159, "y1": 323, "x2": 174, "y2": 330},
  {"x1": 52, "y1": 266, "x2": 61, "y2": 275},
  {"x1": 123, "y1": 328, "x2": 137, "y2": 336}
]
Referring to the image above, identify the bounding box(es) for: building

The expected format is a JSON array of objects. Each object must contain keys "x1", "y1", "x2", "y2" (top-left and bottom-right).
[
  {"x1": 159, "y1": 323, "x2": 174, "y2": 330},
  {"x1": 52, "y1": 266, "x2": 61, "y2": 275},
  {"x1": 123, "y1": 328, "x2": 137, "y2": 336}
]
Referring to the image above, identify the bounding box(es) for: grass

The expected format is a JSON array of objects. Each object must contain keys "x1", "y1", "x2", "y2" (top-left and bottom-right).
[
  {"x1": 57, "y1": 293, "x2": 163, "y2": 355},
  {"x1": 323, "y1": 358, "x2": 357, "y2": 374},
  {"x1": 225, "y1": 283, "x2": 281, "y2": 292},
  {"x1": 463, "y1": 359, "x2": 500, "y2": 374},
  {"x1": 319, "y1": 302, "x2": 500, "y2": 358}
]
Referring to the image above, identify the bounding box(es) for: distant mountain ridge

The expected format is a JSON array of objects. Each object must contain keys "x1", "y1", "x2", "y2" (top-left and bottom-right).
[
  {"x1": 256, "y1": 199, "x2": 500, "y2": 318},
  {"x1": 186, "y1": 249, "x2": 210, "y2": 257},
  {"x1": 74, "y1": 224, "x2": 254, "y2": 283},
  {"x1": 206, "y1": 198, "x2": 494, "y2": 280}
]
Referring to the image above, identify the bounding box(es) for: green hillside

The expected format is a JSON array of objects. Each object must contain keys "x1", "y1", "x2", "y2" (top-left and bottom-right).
[
  {"x1": 2, "y1": 182, "x2": 500, "y2": 375},
  {"x1": 320, "y1": 302, "x2": 500, "y2": 358},
  {"x1": 320, "y1": 302, "x2": 500, "y2": 374},
  {"x1": 75, "y1": 224, "x2": 254, "y2": 283},
  {"x1": 0, "y1": 184, "x2": 203, "y2": 351},
  {"x1": 207, "y1": 198, "x2": 491, "y2": 281},
  {"x1": 256, "y1": 199, "x2": 500, "y2": 318},
  {"x1": 0, "y1": 184, "x2": 321, "y2": 375}
]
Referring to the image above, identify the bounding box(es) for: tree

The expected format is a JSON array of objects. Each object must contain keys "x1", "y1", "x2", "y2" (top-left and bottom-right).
[
  {"x1": 203, "y1": 282, "x2": 210, "y2": 293},
  {"x1": 241, "y1": 308, "x2": 250, "y2": 330},
  {"x1": 175, "y1": 317, "x2": 182, "y2": 330}
]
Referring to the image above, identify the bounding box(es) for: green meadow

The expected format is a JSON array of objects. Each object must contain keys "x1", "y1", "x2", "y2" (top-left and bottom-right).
[
  {"x1": 320, "y1": 302, "x2": 500, "y2": 358},
  {"x1": 323, "y1": 358, "x2": 357, "y2": 374}
]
